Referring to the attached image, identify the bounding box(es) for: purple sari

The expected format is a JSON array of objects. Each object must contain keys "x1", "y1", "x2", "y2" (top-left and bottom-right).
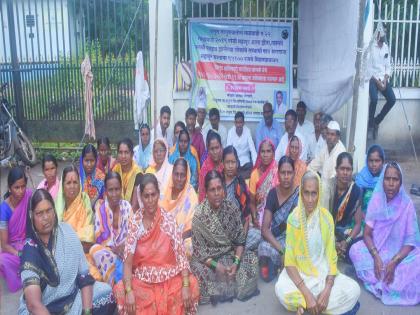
[
  {"x1": 0, "y1": 189, "x2": 31, "y2": 292},
  {"x1": 349, "y1": 164, "x2": 420, "y2": 305}
]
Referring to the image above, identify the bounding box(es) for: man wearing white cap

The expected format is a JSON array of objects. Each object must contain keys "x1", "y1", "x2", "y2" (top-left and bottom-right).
[
  {"x1": 308, "y1": 120, "x2": 346, "y2": 207},
  {"x1": 195, "y1": 99, "x2": 211, "y2": 144}
]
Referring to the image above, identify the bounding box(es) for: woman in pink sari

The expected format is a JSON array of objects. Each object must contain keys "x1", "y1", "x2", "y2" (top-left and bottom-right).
[
  {"x1": 247, "y1": 139, "x2": 279, "y2": 253},
  {"x1": 349, "y1": 162, "x2": 420, "y2": 305},
  {"x1": 249, "y1": 139, "x2": 279, "y2": 226},
  {"x1": 0, "y1": 167, "x2": 32, "y2": 292},
  {"x1": 37, "y1": 154, "x2": 60, "y2": 200},
  {"x1": 198, "y1": 131, "x2": 224, "y2": 202}
]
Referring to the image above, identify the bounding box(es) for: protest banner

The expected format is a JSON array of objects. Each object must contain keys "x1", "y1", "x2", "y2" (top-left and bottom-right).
[{"x1": 189, "y1": 20, "x2": 293, "y2": 121}]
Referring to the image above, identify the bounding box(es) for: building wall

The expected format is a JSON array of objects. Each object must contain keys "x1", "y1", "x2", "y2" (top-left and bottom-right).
[{"x1": 0, "y1": 0, "x2": 77, "y2": 63}]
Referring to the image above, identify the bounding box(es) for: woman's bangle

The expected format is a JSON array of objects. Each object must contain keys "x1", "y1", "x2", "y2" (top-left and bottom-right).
[
  {"x1": 392, "y1": 254, "x2": 401, "y2": 264},
  {"x1": 233, "y1": 255, "x2": 241, "y2": 266},
  {"x1": 345, "y1": 236, "x2": 353, "y2": 244},
  {"x1": 296, "y1": 279, "x2": 304, "y2": 288},
  {"x1": 278, "y1": 247, "x2": 284, "y2": 256},
  {"x1": 210, "y1": 259, "x2": 218, "y2": 271},
  {"x1": 83, "y1": 309, "x2": 92, "y2": 315},
  {"x1": 125, "y1": 286, "x2": 132, "y2": 294},
  {"x1": 369, "y1": 246, "x2": 378, "y2": 257},
  {"x1": 182, "y1": 277, "x2": 190, "y2": 287}
]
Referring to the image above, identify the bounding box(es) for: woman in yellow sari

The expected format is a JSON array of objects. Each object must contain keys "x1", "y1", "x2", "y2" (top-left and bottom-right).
[
  {"x1": 112, "y1": 138, "x2": 142, "y2": 203},
  {"x1": 159, "y1": 158, "x2": 198, "y2": 258},
  {"x1": 55, "y1": 165, "x2": 102, "y2": 281},
  {"x1": 275, "y1": 171, "x2": 360, "y2": 315}
]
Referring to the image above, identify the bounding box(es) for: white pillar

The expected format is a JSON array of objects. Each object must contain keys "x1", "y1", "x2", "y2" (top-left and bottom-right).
[
  {"x1": 353, "y1": 0, "x2": 374, "y2": 172},
  {"x1": 149, "y1": 0, "x2": 174, "y2": 128}
]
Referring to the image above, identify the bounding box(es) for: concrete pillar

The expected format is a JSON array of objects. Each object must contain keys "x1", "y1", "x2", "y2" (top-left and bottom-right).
[
  {"x1": 352, "y1": 0, "x2": 374, "y2": 172},
  {"x1": 149, "y1": 0, "x2": 174, "y2": 128}
]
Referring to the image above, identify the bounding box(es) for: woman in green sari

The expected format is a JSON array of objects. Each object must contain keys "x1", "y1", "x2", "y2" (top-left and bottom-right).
[{"x1": 191, "y1": 170, "x2": 259, "y2": 305}]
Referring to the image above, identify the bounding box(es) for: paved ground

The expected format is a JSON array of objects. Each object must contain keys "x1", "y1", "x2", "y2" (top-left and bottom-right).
[{"x1": 1, "y1": 156, "x2": 420, "y2": 314}]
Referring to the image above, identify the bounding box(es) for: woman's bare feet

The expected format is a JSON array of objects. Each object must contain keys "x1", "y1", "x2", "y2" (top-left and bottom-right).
[{"x1": 296, "y1": 306, "x2": 304, "y2": 315}]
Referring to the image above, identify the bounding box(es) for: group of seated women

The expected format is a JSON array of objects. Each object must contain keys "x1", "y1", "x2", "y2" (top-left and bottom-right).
[{"x1": 0, "y1": 128, "x2": 419, "y2": 315}]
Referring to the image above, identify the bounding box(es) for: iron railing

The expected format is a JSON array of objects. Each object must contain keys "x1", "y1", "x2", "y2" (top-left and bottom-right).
[
  {"x1": 374, "y1": 0, "x2": 420, "y2": 87},
  {"x1": 174, "y1": 0, "x2": 420, "y2": 89},
  {"x1": 0, "y1": 0, "x2": 149, "y2": 131}
]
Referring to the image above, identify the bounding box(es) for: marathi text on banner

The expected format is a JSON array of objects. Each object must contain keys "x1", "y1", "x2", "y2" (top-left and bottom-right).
[{"x1": 189, "y1": 20, "x2": 293, "y2": 121}]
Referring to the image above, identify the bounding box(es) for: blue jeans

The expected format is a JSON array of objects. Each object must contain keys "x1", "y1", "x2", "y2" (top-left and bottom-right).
[{"x1": 369, "y1": 78, "x2": 396, "y2": 126}]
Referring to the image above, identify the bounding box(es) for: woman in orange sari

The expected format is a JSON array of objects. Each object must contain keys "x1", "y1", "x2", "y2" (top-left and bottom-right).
[
  {"x1": 114, "y1": 174, "x2": 199, "y2": 315},
  {"x1": 55, "y1": 165, "x2": 102, "y2": 281},
  {"x1": 286, "y1": 135, "x2": 307, "y2": 187},
  {"x1": 159, "y1": 158, "x2": 198, "y2": 258}
]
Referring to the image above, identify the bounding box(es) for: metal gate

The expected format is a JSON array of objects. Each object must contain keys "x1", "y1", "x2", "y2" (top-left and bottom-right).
[{"x1": 0, "y1": 0, "x2": 149, "y2": 142}]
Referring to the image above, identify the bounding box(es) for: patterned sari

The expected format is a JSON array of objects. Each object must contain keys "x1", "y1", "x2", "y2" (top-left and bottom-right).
[
  {"x1": 285, "y1": 136, "x2": 307, "y2": 188},
  {"x1": 250, "y1": 139, "x2": 279, "y2": 225},
  {"x1": 328, "y1": 178, "x2": 362, "y2": 241},
  {"x1": 0, "y1": 189, "x2": 31, "y2": 292},
  {"x1": 191, "y1": 199, "x2": 259, "y2": 304},
  {"x1": 159, "y1": 166, "x2": 198, "y2": 258},
  {"x1": 112, "y1": 161, "x2": 142, "y2": 202},
  {"x1": 90, "y1": 199, "x2": 132, "y2": 285},
  {"x1": 258, "y1": 187, "x2": 299, "y2": 264},
  {"x1": 79, "y1": 156, "x2": 105, "y2": 205},
  {"x1": 350, "y1": 163, "x2": 420, "y2": 305},
  {"x1": 276, "y1": 172, "x2": 360, "y2": 314},
  {"x1": 224, "y1": 175, "x2": 251, "y2": 224},
  {"x1": 114, "y1": 208, "x2": 199, "y2": 315},
  {"x1": 19, "y1": 222, "x2": 115, "y2": 315},
  {"x1": 55, "y1": 187, "x2": 94, "y2": 243},
  {"x1": 56, "y1": 182, "x2": 102, "y2": 281},
  {"x1": 96, "y1": 156, "x2": 116, "y2": 174}
]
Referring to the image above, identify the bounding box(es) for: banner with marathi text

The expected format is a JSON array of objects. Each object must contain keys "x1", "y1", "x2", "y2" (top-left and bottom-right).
[{"x1": 189, "y1": 20, "x2": 293, "y2": 121}]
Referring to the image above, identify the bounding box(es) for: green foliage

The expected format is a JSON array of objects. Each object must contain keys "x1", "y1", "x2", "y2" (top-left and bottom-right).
[{"x1": 22, "y1": 41, "x2": 137, "y2": 121}]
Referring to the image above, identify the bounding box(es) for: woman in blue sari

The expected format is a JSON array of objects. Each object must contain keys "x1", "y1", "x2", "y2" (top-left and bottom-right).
[
  {"x1": 133, "y1": 123, "x2": 152, "y2": 171},
  {"x1": 355, "y1": 145, "x2": 385, "y2": 222},
  {"x1": 19, "y1": 189, "x2": 115, "y2": 315},
  {"x1": 169, "y1": 129, "x2": 200, "y2": 190}
]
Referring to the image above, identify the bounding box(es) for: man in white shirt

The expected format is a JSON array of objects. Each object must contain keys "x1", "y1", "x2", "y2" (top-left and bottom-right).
[
  {"x1": 305, "y1": 112, "x2": 326, "y2": 161},
  {"x1": 152, "y1": 105, "x2": 173, "y2": 147},
  {"x1": 308, "y1": 120, "x2": 346, "y2": 207},
  {"x1": 368, "y1": 28, "x2": 396, "y2": 138},
  {"x1": 205, "y1": 108, "x2": 227, "y2": 147},
  {"x1": 275, "y1": 109, "x2": 307, "y2": 162},
  {"x1": 274, "y1": 91, "x2": 287, "y2": 116},
  {"x1": 195, "y1": 100, "x2": 211, "y2": 145},
  {"x1": 226, "y1": 111, "x2": 257, "y2": 179},
  {"x1": 296, "y1": 101, "x2": 315, "y2": 139}
]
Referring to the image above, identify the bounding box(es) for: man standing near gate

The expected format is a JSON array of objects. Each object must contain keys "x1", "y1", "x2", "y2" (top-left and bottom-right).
[{"x1": 367, "y1": 27, "x2": 396, "y2": 139}]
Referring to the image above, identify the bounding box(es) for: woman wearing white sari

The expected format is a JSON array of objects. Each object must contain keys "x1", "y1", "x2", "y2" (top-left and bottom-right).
[{"x1": 275, "y1": 171, "x2": 360, "y2": 315}]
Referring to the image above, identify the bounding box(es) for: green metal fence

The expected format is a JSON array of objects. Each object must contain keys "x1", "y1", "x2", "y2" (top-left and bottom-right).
[{"x1": 0, "y1": 0, "x2": 149, "y2": 141}]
